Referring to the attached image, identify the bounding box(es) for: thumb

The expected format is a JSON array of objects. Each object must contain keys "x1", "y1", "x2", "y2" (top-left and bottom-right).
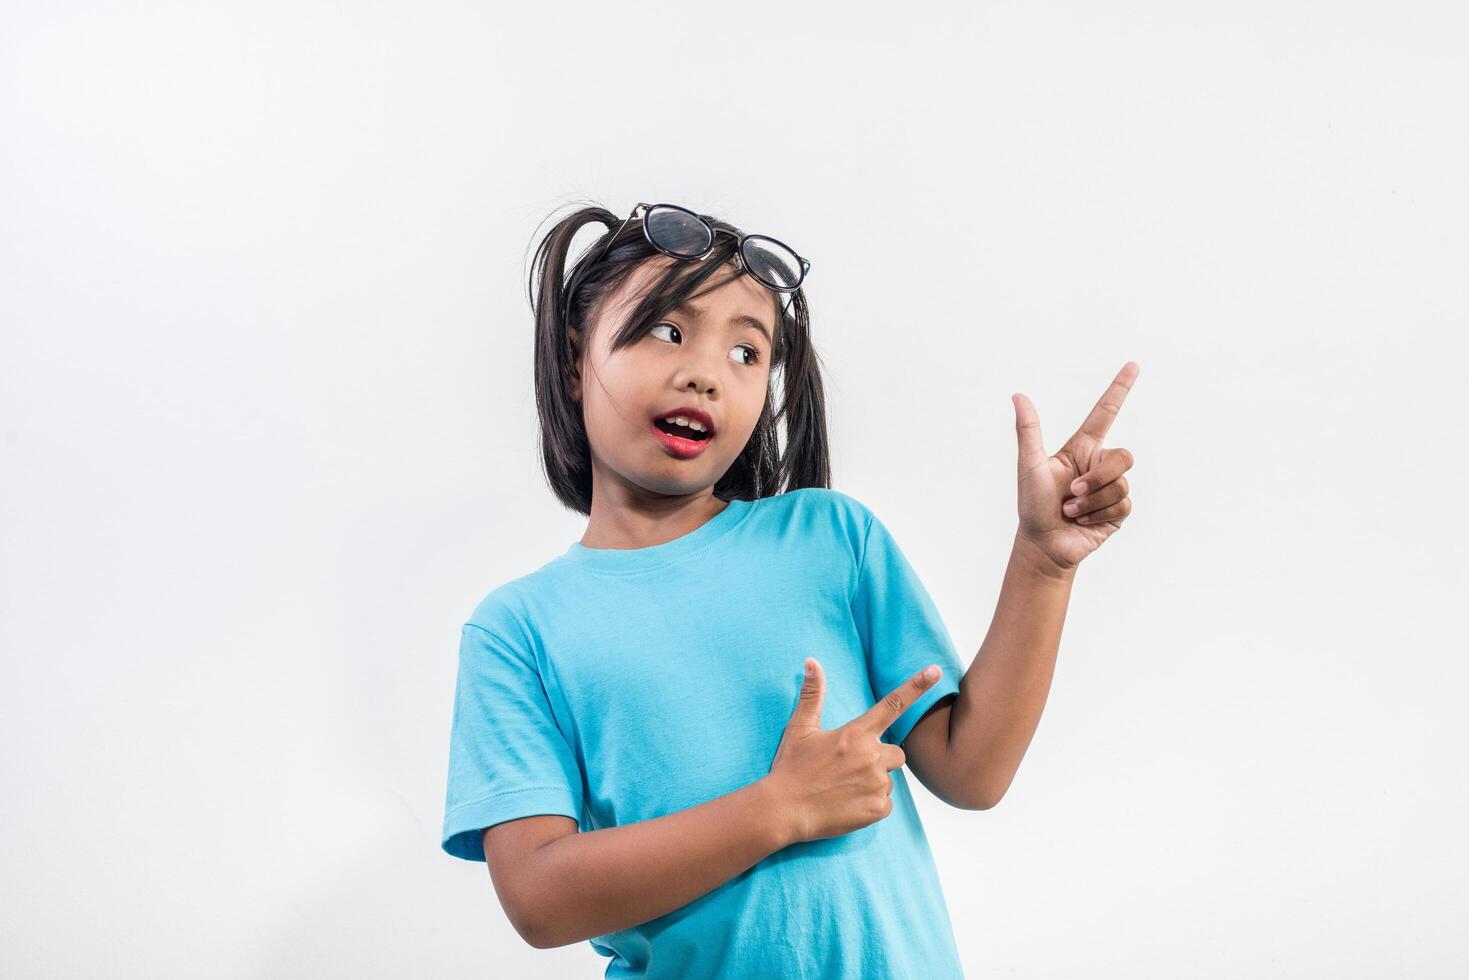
[
  {"x1": 787, "y1": 658, "x2": 825, "y2": 730},
  {"x1": 1012, "y1": 392, "x2": 1047, "y2": 471}
]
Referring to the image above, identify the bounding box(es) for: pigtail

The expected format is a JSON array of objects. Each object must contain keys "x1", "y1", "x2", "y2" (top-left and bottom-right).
[
  {"x1": 527, "y1": 204, "x2": 617, "y2": 514},
  {"x1": 772, "y1": 289, "x2": 832, "y2": 491}
]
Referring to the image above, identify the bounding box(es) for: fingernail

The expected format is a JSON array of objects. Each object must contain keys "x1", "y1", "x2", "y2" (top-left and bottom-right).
[
  {"x1": 922, "y1": 665, "x2": 939, "y2": 681},
  {"x1": 1071, "y1": 480, "x2": 1087, "y2": 495},
  {"x1": 804, "y1": 660, "x2": 813, "y2": 676},
  {"x1": 1063, "y1": 500, "x2": 1079, "y2": 515}
]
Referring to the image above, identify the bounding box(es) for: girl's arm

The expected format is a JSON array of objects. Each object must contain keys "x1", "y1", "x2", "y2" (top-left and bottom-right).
[
  {"x1": 938, "y1": 531, "x2": 1076, "y2": 809},
  {"x1": 491, "y1": 777, "x2": 790, "y2": 948},
  {"x1": 908, "y1": 368, "x2": 1137, "y2": 808}
]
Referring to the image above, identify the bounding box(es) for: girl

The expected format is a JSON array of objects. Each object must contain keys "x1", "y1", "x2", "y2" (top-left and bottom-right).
[{"x1": 441, "y1": 201, "x2": 1139, "y2": 978}]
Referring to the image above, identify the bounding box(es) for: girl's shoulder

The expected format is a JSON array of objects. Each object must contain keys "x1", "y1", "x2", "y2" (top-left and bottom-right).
[
  {"x1": 761, "y1": 485, "x2": 873, "y2": 522},
  {"x1": 752, "y1": 487, "x2": 878, "y2": 566},
  {"x1": 776, "y1": 485, "x2": 878, "y2": 529},
  {"x1": 460, "y1": 558, "x2": 573, "y2": 646}
]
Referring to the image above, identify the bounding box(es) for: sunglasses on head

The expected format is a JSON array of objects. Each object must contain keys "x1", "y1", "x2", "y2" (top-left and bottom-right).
[{"x1": 591, "y1": 202, "x2": 811, "y2": 317}]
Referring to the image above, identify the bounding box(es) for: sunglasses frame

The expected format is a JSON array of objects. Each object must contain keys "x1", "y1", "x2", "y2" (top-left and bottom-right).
[{"x1": 591, "y1": 202, "x2": 810, "y2": 318}]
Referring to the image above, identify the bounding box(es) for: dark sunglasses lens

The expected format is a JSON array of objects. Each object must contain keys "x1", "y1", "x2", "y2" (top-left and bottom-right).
[
  {"x1": 645, "y1": 206, "x2": 713, "y2": 259},
  {"x1": 741, "y1": 236, "x2": 804, "y2": 291}
]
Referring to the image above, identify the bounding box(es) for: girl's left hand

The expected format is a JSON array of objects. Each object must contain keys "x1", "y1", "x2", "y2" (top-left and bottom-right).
[{"x1": 1011, "y1": 361, "x2": 1140, "y2": 574}]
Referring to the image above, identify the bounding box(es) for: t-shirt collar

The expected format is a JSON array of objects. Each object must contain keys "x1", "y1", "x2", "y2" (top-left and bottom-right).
[{"x1": 558, "y1": 497, "x2": 753, "y2": 573}]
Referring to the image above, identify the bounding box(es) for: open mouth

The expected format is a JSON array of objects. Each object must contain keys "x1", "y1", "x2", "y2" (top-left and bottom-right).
[{"x1": 652, "y1": 417, "x2": 712, "y2": 442}]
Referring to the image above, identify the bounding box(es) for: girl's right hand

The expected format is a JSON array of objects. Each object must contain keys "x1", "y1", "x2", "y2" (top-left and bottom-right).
[{"x1": 762, "y1": 658, "x2": 942, "y2": 845}]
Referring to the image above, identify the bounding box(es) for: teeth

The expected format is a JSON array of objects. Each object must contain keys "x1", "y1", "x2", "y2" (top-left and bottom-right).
[{"x1": 665, "y1": 415, "x2": 708, "y2": 433}]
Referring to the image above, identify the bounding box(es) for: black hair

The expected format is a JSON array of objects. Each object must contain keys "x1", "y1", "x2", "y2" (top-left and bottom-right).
[{"x1": 525, "y1": 200, "x2": 831, "y2": 516}]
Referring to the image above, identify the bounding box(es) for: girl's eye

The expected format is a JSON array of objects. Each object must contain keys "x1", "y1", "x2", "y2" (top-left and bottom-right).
[{"x1": 649, "y1": 323, "x2": 762, "y2": 367}]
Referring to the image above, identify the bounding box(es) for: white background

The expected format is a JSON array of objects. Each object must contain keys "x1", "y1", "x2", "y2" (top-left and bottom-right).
[{"x1": 3, "y1": 2, "x2": 1466, "y2": 977}]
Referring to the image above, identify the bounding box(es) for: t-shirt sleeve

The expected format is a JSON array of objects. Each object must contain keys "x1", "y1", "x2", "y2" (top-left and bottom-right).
[
  {"x1": 441, "y1": 621, "x2": 585, "y2": 862},
  {"x1": 850, "y1": 508, "x2": 966, "y2": 747}
]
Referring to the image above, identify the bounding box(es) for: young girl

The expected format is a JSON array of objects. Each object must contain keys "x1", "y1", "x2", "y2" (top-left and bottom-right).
[{"x1": 442, "y1": 201, "x2": 1139, "y2": 978}]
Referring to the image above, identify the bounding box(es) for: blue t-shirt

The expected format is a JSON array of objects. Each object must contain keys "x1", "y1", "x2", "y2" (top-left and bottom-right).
[{"x1": 442, "y1": 487, "x2": 967, "y2": 979}]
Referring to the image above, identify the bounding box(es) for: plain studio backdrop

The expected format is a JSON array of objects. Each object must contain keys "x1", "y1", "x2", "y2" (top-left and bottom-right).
[{"x1": 2, "y1": 2, "x2": 1466, "y2": 977}]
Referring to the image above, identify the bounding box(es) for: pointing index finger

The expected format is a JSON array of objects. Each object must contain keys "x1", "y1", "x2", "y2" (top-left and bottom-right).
[
  {"x1": 855, "y1": 664, "x2": 941, "y2": 736},
  {"x1": 1074, "y1": 361, "x2": 1140, "y2": 443}
]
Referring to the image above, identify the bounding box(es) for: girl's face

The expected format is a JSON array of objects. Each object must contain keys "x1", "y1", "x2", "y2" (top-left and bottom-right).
[{"x1": 572, "y1": 255, "x2": 778, "y2": 502}]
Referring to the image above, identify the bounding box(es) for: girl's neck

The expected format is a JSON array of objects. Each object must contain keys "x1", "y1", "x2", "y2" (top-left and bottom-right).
[{"x1": 579, "y1": 491, "x2": 730, "y2": 551}]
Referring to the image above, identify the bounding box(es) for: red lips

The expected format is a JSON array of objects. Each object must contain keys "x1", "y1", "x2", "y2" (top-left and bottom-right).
[{"x1": 648, "y1": 409, "x2": 715, "y2": 459}]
